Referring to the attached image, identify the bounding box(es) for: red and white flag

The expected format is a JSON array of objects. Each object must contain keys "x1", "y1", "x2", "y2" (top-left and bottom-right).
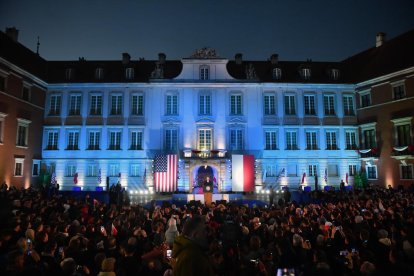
[
  {"x1": 231, "y1": 154, "x2": 254, "y2": 192},
  {"x1": 346, "y1": 172, "x2": 349, "y2": 184},
  {"x1": 111, "y1": 223, "x2": 118, "y2": 236},
  {"x1": 301, "y1": 172, "x2": 306, "y2": 184},
  {"x1": 73, "y1": 172, "x2": 78, "y2": 184},
  {"x1": 154, "y1": 154, "x2": 178, "y2": 192}
]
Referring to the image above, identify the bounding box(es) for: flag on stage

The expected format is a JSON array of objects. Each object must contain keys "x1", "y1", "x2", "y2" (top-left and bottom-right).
[
  {"x1": 154, "y1": 154, "x2": 178, "y2": 192},
  {"x1": 324, "y1": 168, "x2": 328, "y2": 183},
  {"x1": 262, "y1": 169, "x2": 267, "y2": 183},
  {"x1": 97, "y1": 168, "x2": 102, "y2": 184},
  {"x1": 143, "y1": 168, "x2": 147, "y2": 184},
  {"x1": 301, "y1": 172, "x2": 306, "y2": 184},
  {"x1": 346, "y1": 172, "x2": 349, "y2": 184},
  {"x1": 232, "y1": 154, "x2": 255, "y2": 192},
  {"x1": 73, "y1": 172, "x2": 78, "y2": 184},
  {"x1": 51, "y1": 172, "x2": 57, "y2": 185}
]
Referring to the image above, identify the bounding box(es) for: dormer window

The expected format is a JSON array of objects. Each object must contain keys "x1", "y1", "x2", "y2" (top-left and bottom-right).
[
  {"x1": 65, "y1": 68, "x2": 74, "y2": 80},
  {"x1": 200, "y1": 65, "x2": 209, "y2": 80},
  {"x1": 301, "y1": 68, "x2": 311, "y2": 80},
  {"x1": 95, "y1": 68, "x2": 104, "y2": 80},
  {"x1": 272, "y1": 68, "x2": 282, "y2": 80},
  {"x1": 125, "y1": 67, "x2": 134, "y2": 80},
  {"x1": 331, "y1": 69, "x2": 340, "y2": 80}
]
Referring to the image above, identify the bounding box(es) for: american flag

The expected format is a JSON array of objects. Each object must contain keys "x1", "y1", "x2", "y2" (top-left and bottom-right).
[
  {"x1": 51, "y1": 172, "x2": 57, "y2": 185},
  {"x1": 324, "y1": 168, "x2": 328, "y2": 183},
  {"x1": 154, "y1": 154, "x2": 177, "y2": 192},
  {"x1": 97, "y1": 168, "x2": 102, "y2": 184}
]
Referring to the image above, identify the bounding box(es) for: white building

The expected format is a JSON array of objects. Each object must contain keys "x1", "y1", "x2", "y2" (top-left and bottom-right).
[{"x1": 41, "y1": 49, "x2": 359, "y2": 191}]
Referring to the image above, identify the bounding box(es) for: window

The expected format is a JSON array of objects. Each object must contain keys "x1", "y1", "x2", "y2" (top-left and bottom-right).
[
  {"x1": 199, "y1": 93, "x2": 211, "y2": 115},
  {"x1": 401, "y1": 165, "x2": 413, "y2": 179},
  {"x1": 308, "y1": 165, "x2": 317, "y2": 177},
  {"x1": 230, "y1": 129, "x2": 243, "y2": 150},
  {"x1": 0, "y1": 74, "x2": 6, "y2": 91},
  {"x1": 349, "y1": 165, "x2": 357, "y2": 176},
  {"x1": 304, "y1": 95, "x2": 316, "y2": 115},
  {"x1": 65, "y1": 68, "x2": 73, "y2": 80},
  {"x1": 110, "y1": 94, "x2": 123, "y2": 115},
  {"x1": 66, "y1": 164, "x2": 77, "y2": 177},
  {"x1": 165, "y1": 129, "x2": 178, "y2": 151},
  {"x1": 130, "y1": 164, "x2": 141, "y2": 177},
  {"x1": 284, "y1": 95, "x2": 296, "y2": 115},
  {"x1": 95, "y1": 68, "x2": 104, "y2": 80},
  {"x1": 0, "y1": 112, "x2": 6, "y2": 144},
  {"x1": 199, "y1": 129, "x2": 212, "y2": 150},
  {"x1": 326, "y1": 131, "x2": 338, "y2": 150},
  {"x1": 16, "y1": 118, "x2": 30, "y2": 147},
  {"x1": 367, "y1": 166, "x2": 377, "y2": 179},
  {"x1": 265, "y1": 130, "x2": 277, "y2": 150},
  {"x1": 343, "y1": 95, "x2": 355, "y2": 116},
  {"x1": 66, "y1": 130, "x2": 79, "y2": 150},
  {"x1": 396, "y1": 124, "x2": 411, "y2": 147},
  {"x1": 393, "y1": 84, "x2": 405, "y2": 100},
  {"x1": 230, "y1": 94, "x2": 243, "y2": 115},
  {"x1": 331, "y1": 69, "x2": 340, "y2": 80},
  {"x1": 14, "y1": 158, "x2": 24, "y2": 176},
  {"x1": 324, "y1": 95, "x2": 335, "y2": 115},
  {"x1": 49, "y1": 94, "x2": 61, "y2": 116},
  {"x1": 108, "y1": 164, "x2": 119, "y2": 177},
  {"x1": 306, "y1": 131, "x2": 318, "y2": 150},
  {"x1": 32, "y1": 160, "x2": 40, "y2": 176},
  {"x1": 69, "y1": 94, "x2": 82, "y2": 116},
  {"x1": 363, "y1": 129, "x2": 376, "y2": 149},
  {"x1": 87, "y1": 164, "x2": 98, "y2": 177},
  {"x1": 301, "y1": 68, "x2": 311, "y2": 80},
  {"x1": 272, "y1": 68, "x2": 282, "y2": 80},
  {"x1": 90, "y1": 94, "x2": 102, "y2": 115},
  {"x1": 46, "y1": 130, "x2": 59, "y2": 150},
  {"x1": 166, "y1": 94, "x2": 179, "y2": 115},
  {"x1": 130, "y1": 130, "x2": 143, "y2": 150},
  {"x1": 286, "y1": 131, "x2": 298, "y2": 150},
  {"x1": 360, "y1": 93, "x2": 371, "y2": 108},
  {"x1": 200, "y1": 65, "x2": 209, "y2": 80},
  {"x1": 109, "y1": 130, "x2": 122, "y2": 150},
  {"x1": 125, "y1": 67, "x2": 134, "y2": 79},
  {"x1": 264, "y1": 164, "x2": 277, "y2": 177},
  {"x1": 87, "y1": 130, "x2": 100, "y2": 150},
  {"x1": 22, "y1": 85, "x2": 31, "y2": 101},
  {"x1": 131, "y1": 94, "x2": 144, "y2": 115},
  {"x1": 264, "y1": 94, "x2": 276, "y2": 115},
  {"x1": 345, "y1": 130, "x2": 358, "y2": 150}
]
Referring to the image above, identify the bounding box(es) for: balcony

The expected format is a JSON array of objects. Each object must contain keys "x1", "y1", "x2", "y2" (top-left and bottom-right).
[
  {"x1": 359, "y1": 148, "x2": 380, "y2": 159},
  {"x1": 182, "y1": 149, "x2": 227, "y2": 159},
  {"x1": 326, "y1": 145, "x2": 339, "y2": 150},
  {"x1": 306, "y1": 145, "x2": 318, "y2": 150},
  {"x1": 391, "y1": 146, "x2": 414, "y2": 158}
]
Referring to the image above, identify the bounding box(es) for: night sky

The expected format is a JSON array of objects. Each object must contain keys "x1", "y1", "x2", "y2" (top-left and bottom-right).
[{"x1": 1, "y1": 0, "x2": 413, "y2": 62}]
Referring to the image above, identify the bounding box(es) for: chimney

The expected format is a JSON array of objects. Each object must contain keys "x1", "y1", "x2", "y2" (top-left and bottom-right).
[
  {"x1": 158, "y1": 53, "x2": 166, "y2": 64},
  {"x1": 376, "y1": 32, "x2": 386, "y2": 47},
  {"x1": 235, "y1": 53, "x2": 243, "y2": 65},
  {"x1": 5, "y1": 27, "x2": 19, "y2": 42},
  {"x1": 122, "y1": 53, "x2": 131, "y2": 65},
  {"x1": 270, "y1": 54, "x2": 279, "y2": 65}
]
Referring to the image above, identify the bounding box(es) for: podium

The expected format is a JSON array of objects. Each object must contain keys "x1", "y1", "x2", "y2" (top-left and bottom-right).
[{"x1": 203, "y1": 183, "x2": 213, "y2": 206}]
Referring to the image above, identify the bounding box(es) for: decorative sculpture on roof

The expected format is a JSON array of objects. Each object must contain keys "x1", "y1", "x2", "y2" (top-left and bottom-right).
[
  {"x1": 150, "y1": 62, "x2": 164, "y2": 79},
  {"x1": 190, "y1": 47, "x2": 218, "y2": 59},
  {"x1": 245, "y1": 63, "x2": 257, "y2": 80}
]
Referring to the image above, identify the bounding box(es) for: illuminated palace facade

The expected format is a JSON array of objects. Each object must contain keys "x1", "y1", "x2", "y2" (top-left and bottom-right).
[{"x1": 1, "y1": 29, "x2": 413, "y2": 191}]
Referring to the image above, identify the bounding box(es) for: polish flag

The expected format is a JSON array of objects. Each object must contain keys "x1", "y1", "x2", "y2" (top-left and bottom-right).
[
  {"x1": 232, "y1": 155, "x2": 255, "y2": 192},
  {"x1": 301, "y1": 172, "x2": 306, "y2": 184},
  {"x1": 111, "y1": 223, "x2": 118, "y2": 236},
  {"x1": 346, "y1": 173, "x2": 349, "y2": 184},
  {"x1": 73, "y1": 172, "x2": 78, "y2": 184}
]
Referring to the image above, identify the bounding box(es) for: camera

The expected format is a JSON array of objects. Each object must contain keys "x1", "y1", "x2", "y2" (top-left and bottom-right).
[{"x1": 166, "y1": 249, "x2": 172, "y2": 259}]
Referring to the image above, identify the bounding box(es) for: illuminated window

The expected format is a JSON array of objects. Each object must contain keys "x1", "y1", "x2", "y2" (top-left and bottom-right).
[
  {"x1": 264, "y1": 93, "x2": 276, "y2": 115},
  {"x1": 87, "y1": 130, "x2": 100, "y2": 150},
  {"x1": 343, "y1": 95, "x2": 355, "y2": 116},
  {"x1": 32, "y1": 160, "x2": 40, "y2": 176},
  {"x1": 14, "y1": 158, "x2": 24, "y2": 176},
  {"x1": 65, "y1": 68, "x2": 74, "y2": 80},
  {"x1": 392, "y1": 117, "x2": 412, "y2": 147},
  {"x1": 324, "y1": 94, "x2": 335, "y2": 116},
  {"x1": 360, "y1": 92, "x2": 371, "y2": 108},
  {"x1": 306, "y1": 131, "x2": 318, "y2": 150},
  {"x1": 345, "y1": 130, "x2": 358, "y2": 150},
  {"x1": 49, "y1": 94, "x2": 61, "y2": 116},
  {"x1": 331, "y1": 69, "x2": 340, "y2": 80},
  {"x1": 200, "y1": 65, "x2": 209, "y2": 80},
  {"x1": 65, "y1": 164, "x2": 77, "y2": 177},
  {"x1": 284, "y1": 94, "x2": 296, "y2": 115},
  {"x1": 230, "y1": 94, "x2": 243, "y2": 115},
  {"x1": 362, "y1": 129, "x2": 376, "y2": 149},
  {"x1": 265, "y1": 130, "x2": 277, "y2": 150},
  {"x1": 308, "y1": 165, "x2": 318, "y2": 177},
  {"x1": 131, "y1": 93, "x2": 144, "y2": 115},
  {"x1": 349, "y1": 165, "x2": 357, "y2": 176},
  {"x1": 16, "y1": 118, "x2": 31, "y2": 147},
  {"x1": 286, "y1": 130, "x2": 298, "y2": 150},
  {"x1": 304, "y1": 94, "x2": 316, "y2": 115},
  {"x1": 87, "y1": 163, "x2": 98, "y2": 177},
  {"x1": 66, "y1": 130, "x2": 80, "y2": 150},
  {"x1": 272, "y1": 68, "x2": 282, "y2": 80},
  {"x1": 110, "y1": 94, "x2": 123, "y2": 115},
  {"x1": 367, "y1": 166, "x2": 377, "y2": 179},
  {"x1": 301, "y1": 68, "x2": 311, "y2": 80},
  {"x1": 69, "y1": 94, "x2": 82, "y2": 116},
  {"x1": 230, "y1": 129, "x2": 243, "y2": 150},
  {"x1": 90, "y1": 94, "x2": 102, "y2": 115},
  {"x1": 108, "y1": 164, "x2": 119, "y2": 177},
  {"x1": 326, "y1": 131, "x2": 338, "y2": 150},
  {"x1": 130, "y1": 164, "x2": 141, "y2": 177},
  {"x1": 166, "y1": 93, "x2": 179, "y2": 115},
  {"x1": 95, "y1": 68, "x2": 104, "y2": 80},
  {"x1": 125, "y1": 67, "x2": 134, "y2": 80},
  {"x1": 108, "y1": 130, "x2": 122, "y2": 150},
  {"x1": 199, "y1": 92, "x2": 211, "y2": 115},
  {"x1": 198, "y1": 129, "x2": 212, "y2": 150},
  {"x1": 46, "y1": 129, "x2": 59, "y2": 150},
  {"x1": 165, "y1": 129, "x2": 178, "y2": 151},
  {"x1": 130, "y1": 130, "x2": 143, "y2": 150}
]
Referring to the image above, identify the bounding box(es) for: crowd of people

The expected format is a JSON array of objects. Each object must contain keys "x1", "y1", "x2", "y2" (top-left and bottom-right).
[{"x1": 0, "y1": 183, "x2": 414, "y2": 276}]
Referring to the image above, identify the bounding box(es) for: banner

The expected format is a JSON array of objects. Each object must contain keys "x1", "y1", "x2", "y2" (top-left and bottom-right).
[
  {"x1": 154, "y1": 154, "x2": 178, "y2": 192},
  {"x1": 232, "y1": 154, "x2": 255, "y2": 192}
]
